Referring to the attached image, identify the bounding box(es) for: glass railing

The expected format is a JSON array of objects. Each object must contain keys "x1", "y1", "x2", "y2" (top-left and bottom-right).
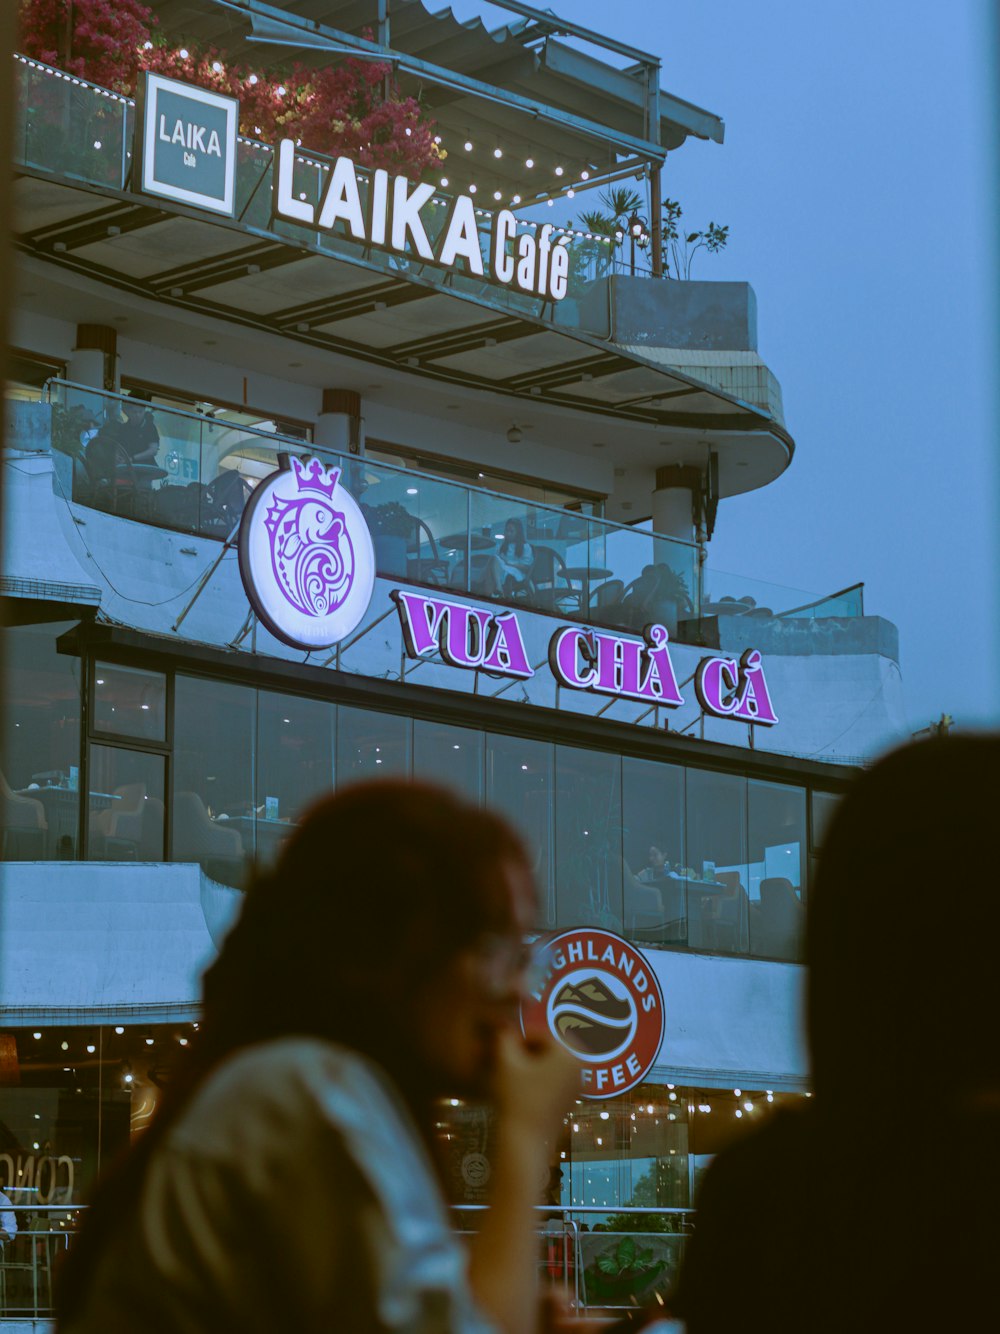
[
  {"x1": 703, "y1": 569, "x2": 864, "y2": 620},
  {"x1": 29, "y1": 382, "x2": 700, "y2": 631},
  {"x1": 12, "y1": 54, "x2": 613, "y2": 336}
]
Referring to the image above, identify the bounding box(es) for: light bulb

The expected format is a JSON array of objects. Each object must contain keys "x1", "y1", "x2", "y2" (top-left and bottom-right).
[
  {"x1": 493, "y1": 147, "x2": 502, "y2": 158},
  {"x1": 464, "y1": 140, "x2": 473, "y2": 152},
  {"x1": 525, "y1": 158, "x2": 534, "y2": 168},
  {"x1": 179, "y1": 48, "x2": 189, "y2": 59},
  {"x1": 469, "y1": 184, "x2": 477, "y2": 194},
  {"x1": 555, "y1": 166, "x2": 564, "y2": 176},
  {"x1": 440, "y1": 177, "x2": 449, "y2": 187},
  {"x1": 212, "y1": 61, "x2": 223, "y2": 73},
  {"x1": 248, "y1": 74, "x2": 258, "y2": 85}
]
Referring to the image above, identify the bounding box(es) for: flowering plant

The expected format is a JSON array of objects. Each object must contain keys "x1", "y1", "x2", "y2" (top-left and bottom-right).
[{"x1": 18, "y1": 1, "x2": 443, "y2": 178}]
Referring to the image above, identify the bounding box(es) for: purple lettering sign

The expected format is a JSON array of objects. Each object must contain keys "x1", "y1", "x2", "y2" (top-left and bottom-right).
[
  {"x1": 548, "y1": 623, "x2": 684, "y2": 707},
  {"x1": 391, "y1": 591, "x2": 534, "y2": 679},
  {"x1": 694, "y1": 648, "x2": 779, "y2": 726}
]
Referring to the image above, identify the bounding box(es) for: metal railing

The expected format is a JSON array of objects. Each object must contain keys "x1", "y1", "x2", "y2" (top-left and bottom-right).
[{"x1": 26, "y1": 382, "x2": 703, "y2": 633}]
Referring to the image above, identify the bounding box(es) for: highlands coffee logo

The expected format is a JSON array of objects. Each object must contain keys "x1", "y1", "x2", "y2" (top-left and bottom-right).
[
  {"x1": 238, "y1": 457, "x2": 375, "y2": 649},
  {"x1": 522, "y1": 928, "x2": 665, "y2": 1099}
]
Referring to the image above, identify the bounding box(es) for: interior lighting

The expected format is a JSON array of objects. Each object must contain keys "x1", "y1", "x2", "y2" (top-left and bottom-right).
[
  {"x1": 61, "y1": 1041, "x2": 69, "y2": 1051},
  {"x1": 667, "y1": 1084, "x2": 674, "y2": 1089},
  {"x1": 115, "y1": 1026, "x2": 124, "y2": 1034},
  {"x1": 668, "y1": 1092, "x2": 677, "y2": 1101},
  {"x1": 178, "y1": 1037, "x2": 188, "y2": 1046},
  {"x1": 744, "y1": 1101, "x2": 754, "y2": 1111},
  {"x1": 572, "y1": 1123, "x2": 579, "y2": 1132},
  {"x1": 766, "y1": 1092, "x2": 774, "y2": 1103},
  {"x1": 145, "y1": 1036, "x2": 154, "y2": 1046},
  {"x1": 32, "y1": 1032, "x2": 41, "y2": 1040},
  {"x1": 520, "y1": 764, "x2": 528, "y2": 771},
  {"x1": 123, "y1": 1072, "x2": 133, "y2": 1085},
  {"x1": 599, "y1": 1110, "x2": 609, "y2": 1120},
  {"x1": 93, "y1": 140, "x2": 102, "y2": 150},
  {"x1": 406, "y1": 487, "x2": 418, "y2": 495},
  {"x1": 596, "y1": 1136, "x2": 602, "y2": 1146},
  {"x1": 86, "y1": 1044, "x2": 96, "y2": 1054},
  {"x1": 733, "y1": 1088, "x2": 741, "y2": 1096},
  {"x1": 735, "y1": 1109, "x2": 743, "y2": 1118}
]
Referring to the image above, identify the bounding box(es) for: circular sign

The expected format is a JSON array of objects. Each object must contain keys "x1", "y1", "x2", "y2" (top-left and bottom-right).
[
  {"x1": 521, "y1": 928, "x2": 664, "y2": 1100},
  {"x1": 238, "y1": 458, "x2": 375, "y2": 650}
]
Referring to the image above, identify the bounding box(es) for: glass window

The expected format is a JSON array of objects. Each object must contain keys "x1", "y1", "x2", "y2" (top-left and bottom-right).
[
  {"x1": 810, "y1": 789, "x2": 841, "y2": 850},
  {"x1": 92, "y1": 663, "x2": 166, "y2": 742},
  {"x1": 685, "y1": 770, "x2": 748, "y2": 954},
  {"x1": 748, "y1": 781, "x2": 807, "y2": 962},
  {"x1": 336, "y1": 706, "x2": 411, "y2": 785},
  {"x1": 413, "y1": 720, "x2": 483, "y2": 803},
  {"x1": 0, "y1": 622, "x2": 82, "y2": 861},
  {"x1": 87, "y1": 747, "x2": 165, "y2": 861},
  {"x1": 623, "y1": 758, "x2": 686, "y2": 945},
  {"x1": 486, "y1": 733, "x2": 554, "y2": 927},
  {"x1": 172, "y1": 676, "x2": 255, "y2": 879},
  {"x1": 554, "y1": 746, "x2": 623, "y2": 930},
  {"x1": 254, "y1": 690, "x2": 336, "y2": 871},
  {"x1": 0, "y1": 1022, "x2": 195, "y2": 1318}
]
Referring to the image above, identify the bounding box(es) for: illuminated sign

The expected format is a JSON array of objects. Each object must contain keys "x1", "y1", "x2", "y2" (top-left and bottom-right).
[
  {"x1": 522, "y1": 928, "x2": 665, "y2": 1099},
  {"x1": 238, "y1": 458, "x2": 375, "y2": 650},
  {"x1": 136, "y1": 73, "x2": 238, "y2": 216},
  {"x1": 274, "y1": 140, "x2": 569, "y2": 302},
  {"x1": 390, "y1": 591, "x2": 779, "y2": 726}
]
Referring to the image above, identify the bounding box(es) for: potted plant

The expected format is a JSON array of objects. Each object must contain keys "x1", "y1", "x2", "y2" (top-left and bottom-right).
[
  {"x1": 360, "y1": 499, "x2": 414, "y2": 576},
  {"x1": 583, "y1": 1234, "x2": 666, "y2": 1307}
]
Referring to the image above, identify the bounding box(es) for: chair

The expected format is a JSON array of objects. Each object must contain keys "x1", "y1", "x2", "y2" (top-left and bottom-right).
[
  {"x1": 754, "y1": 877, "x2": 804, "y2": 961},
  {"x1": 0, "y1": 770, "x2": 47, "y2": 859},
  {"x1": 107, "y1": 797, "x2": 164, "y2": 861},
  {"x1": 522, "y1": 545, "x2": 578, "y2": 613},
  {"x1": 712, "y1": 871, "x2": 750, "y2": 953},
  {"x1": 590, "y1": 578, "x2": 625, "y2": 612},
  {"x1": 83, "y1": 435, "x2": 137, "y2": 516},
  {"x1": 172, "y1": 791, "x2": 245, "y2": 887},
  {"x1": 624, "y1": 876, "x2": 661, "y2": 935},
  {"x1": 406, "y1": 517, "x2": 449, "y2": 586},
  {"x1": 616, "y1": 565, "x2": 660, "y2": 631}
]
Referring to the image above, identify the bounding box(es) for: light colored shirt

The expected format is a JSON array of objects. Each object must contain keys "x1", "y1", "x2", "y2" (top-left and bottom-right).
[
  {"x1": 67, "y1": 1039, "x2": 497, "y2": 1334},
  {"x1": 0, "y1": 1190, "x2": 16, "y2": 1239}
]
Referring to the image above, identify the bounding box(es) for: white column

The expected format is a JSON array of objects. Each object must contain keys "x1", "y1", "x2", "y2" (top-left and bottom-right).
[
  {"x1": 651, "y1": 465, "x2": 700, "y2": 542},
  {"x1": 315, "y1": 389, "x2": 364, "y2": 456}
]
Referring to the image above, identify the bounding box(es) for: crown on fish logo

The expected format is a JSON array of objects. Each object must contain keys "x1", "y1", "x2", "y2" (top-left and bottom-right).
[{"x1": 288, "y1": 456, "x2": 341, "y2": 499}]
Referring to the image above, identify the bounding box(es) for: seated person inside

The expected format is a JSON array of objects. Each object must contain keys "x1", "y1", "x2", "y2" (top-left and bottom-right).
[
  {"x1": 478, "y1": 518, "x2": 533, "y2": 597},
  {"x1": 637, "y1": 844, "x2": 671, "y2": 881},
  {"x1": 117, "y1": 390, "x2": 160, "y2": 466}
]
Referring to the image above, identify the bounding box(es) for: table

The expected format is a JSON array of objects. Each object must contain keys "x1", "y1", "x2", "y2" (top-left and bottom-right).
[
  {"x1": 14, "y1": 787, "x2": 119, "y2": 857},
  {"x1": 636, "y1": 875, "x2": 727, "y2": 948},
  {"x1": 440, "y1": 532, "x2": 496, "y2": 552},
  {"x1": 702, "y1": 600, "x2": 749, "y2": 617},
  {"x1": 220, "y1": 814, "x2": 295, "y2": 862},
  {"x1": 562, "y1": 565, "x2": 613, "y2": 607}
]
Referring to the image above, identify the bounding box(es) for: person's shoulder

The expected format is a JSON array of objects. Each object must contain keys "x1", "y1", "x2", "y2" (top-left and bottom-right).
[
  {"x1": 697, "y1": 1103, "x2": 817, "y2": 1204},
  {"x1": 169, "y1": 1038, "x2": 396, "y2": 1154}
]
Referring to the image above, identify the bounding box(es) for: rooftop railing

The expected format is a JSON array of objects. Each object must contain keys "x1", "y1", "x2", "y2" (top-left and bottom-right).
[{"x1": 12, "y1": 53, "x2": 619, "y2": 335}]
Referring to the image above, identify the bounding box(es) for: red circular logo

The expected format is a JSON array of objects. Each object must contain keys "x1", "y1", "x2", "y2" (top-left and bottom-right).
[{"x1": 521, "y1": 928, "x2": 665, "y2": 1100}]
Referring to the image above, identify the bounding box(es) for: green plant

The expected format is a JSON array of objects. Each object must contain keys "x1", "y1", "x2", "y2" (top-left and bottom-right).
[
  {"x1": 655, "y1": 565, "x2": 693, "y2": 614},
  {"x1": 596, "y1": 1212, "x2": 680, "y2": 1235},
  {"x1": 360, "y1": 499, "x2": 413, "y2": 538},
  {"x1": 661, "y1": 198, "x2": 729, "y2": 280},
  {"x1": 585, "y1": 1235, "x2": 665, "y2": 1304}
]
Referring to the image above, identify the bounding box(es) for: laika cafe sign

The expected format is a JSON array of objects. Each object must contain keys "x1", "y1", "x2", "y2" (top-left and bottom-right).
[
  {"x1": 522, "y1": 928, "x2": 665, "y2": 1099},
  {"x1": 237, "y1": 461, "x2": 778, "y2": 727},
  {"x1": 136, "y1": 73, "x2": 239, "y2": 216},
  {"x1": 273, "y1": 140, "x2": 570, "y2": 302}
]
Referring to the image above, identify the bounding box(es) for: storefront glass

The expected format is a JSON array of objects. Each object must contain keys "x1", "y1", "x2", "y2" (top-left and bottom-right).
[{"x1": 0, "y1": 621, "x2": 839, "y2": 963}]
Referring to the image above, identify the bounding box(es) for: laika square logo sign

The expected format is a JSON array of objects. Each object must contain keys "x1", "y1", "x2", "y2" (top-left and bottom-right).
[{"x1": 136, "y1": 73, "x2": 238, "y2": 216}]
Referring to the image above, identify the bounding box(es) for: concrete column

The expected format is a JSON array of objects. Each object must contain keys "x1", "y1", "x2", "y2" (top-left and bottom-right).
[
  {"x1": 68, "y1": 324, "x2": 119, "y2": 393},
  {"x1": 652, "y1": 464, "x2": 701, "y2": 543},
  {"x1": 315, "y1": 388, "x2": 364, "y2": 456}
]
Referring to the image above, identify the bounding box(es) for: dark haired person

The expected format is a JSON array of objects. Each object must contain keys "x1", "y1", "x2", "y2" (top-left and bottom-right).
[
  {"x1": 57, "y1": 782, "x2": 578, "y2": 1333},
  {"x1": 117, "y1": 391, "x2": 159, "y2": 466},
  {"x1": 481, "y1": 518, "x2": 534, "y2": 597},
  {"x1": 670, "y1": 736, "x2": 1000, "y2": 1332}
]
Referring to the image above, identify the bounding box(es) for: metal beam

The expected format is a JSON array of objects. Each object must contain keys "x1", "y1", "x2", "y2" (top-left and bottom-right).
[
  {"x1": 480, "y1": 0, "x2": 661, "y2": 66},
  {"x1": 212, "y1": 0, "x2": 669, "y2": 163}
]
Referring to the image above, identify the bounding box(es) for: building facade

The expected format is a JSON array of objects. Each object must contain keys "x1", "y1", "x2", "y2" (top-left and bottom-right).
[{"x1": 1, "y1": 1, "x2": 905, "y2": 1320}]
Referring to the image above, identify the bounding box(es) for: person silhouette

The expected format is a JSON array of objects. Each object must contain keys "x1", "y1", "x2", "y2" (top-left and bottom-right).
[{"x1": 671, "y1": 735, "x2": 1000, "y2": 1333}]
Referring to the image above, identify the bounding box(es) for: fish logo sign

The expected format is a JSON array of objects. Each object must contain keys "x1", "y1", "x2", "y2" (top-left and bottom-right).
[
  {"x1": 521, "y1": 928, "x2": 665, "y2": 1099},
  {"x1": 238, "y1": 457, "x2": 375, "y2": 649}
]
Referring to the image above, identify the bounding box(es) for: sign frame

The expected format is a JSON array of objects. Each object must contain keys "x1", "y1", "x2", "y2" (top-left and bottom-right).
[{"x1": 136, "y1": 72, "x2": 239, "y2": 217}]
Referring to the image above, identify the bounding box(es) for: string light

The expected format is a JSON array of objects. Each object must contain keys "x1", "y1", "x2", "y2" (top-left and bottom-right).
[
  {"x1": 468, "y1": 184, "x2": 477, "y2": 194},
  {"x1": 440, "y1": 177, "x2": 449, "y2": 187},
  {"x1": 525, "y1": 157, "x2": 534, "y2": 168},
  {"x1": 554, "y1": 166, "x2": 564, "y2": 176},
  {"x1": 212, "y1": 61, "x2": 223, "y2": 73},
  {"x1": 493, "y1": 190, "x2": 502, "y2": 201},
  {"x1": 248, "y1": 73, "x2": 258, "y2": 85},
  {"x1": 493, "y1": 147, "x2": 502, "y2": 158},
  {"x1": 179, "y1": 48, "x2": 189, "y2": 59},
  {"x1": 464, "y1": 140, "x2": 473, "y2": 151}
]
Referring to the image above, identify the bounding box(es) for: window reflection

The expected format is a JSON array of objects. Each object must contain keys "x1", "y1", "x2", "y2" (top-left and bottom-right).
[
  {"x1": 486, "y1": 733, "x2": 554, "y2": 926},
  {"x1": 413, "y1": 720, "x2": 483, "y2": 802},
  {"x1": 685, "y1": 769, "x2": 748, "y2": 954},
  {"x1": 337, "y1": 707, "x2": 411, "y2": 784},
  {"x1": 623, "y1": 758, "x2": 685, "y2": 944},
  {"x1": 172, "y1": 677, "x2": 254, "y2": 883},
  {"x1": 92, "y1": 663, "x2": 165, "y2": 742},
  {"x1": 254, "y1": 691, "x2": 335, "y2": 870},
  {"x1": 87, "y1": 747, "x2": 165, "y2": 861},
  {"x1": 748, "y1": 781, "x2": 807, "y2": 962},
  {"x1": 0, "y1": 623, "x2": 82, "y2": 861},
  {"x1": 554, "y1": 747, "x2": 623, "y2": 930}
]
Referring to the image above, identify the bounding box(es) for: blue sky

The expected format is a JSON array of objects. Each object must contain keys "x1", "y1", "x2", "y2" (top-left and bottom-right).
[{"x1": 441, "y1": 0, "x2": 999, "y2": 732}]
